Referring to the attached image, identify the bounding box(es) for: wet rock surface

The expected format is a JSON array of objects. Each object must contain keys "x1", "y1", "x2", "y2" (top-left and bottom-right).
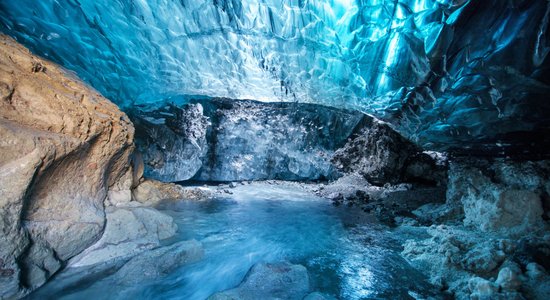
[
  {"x1": 69, "y1": 206, "x2": 178, "y2": 268},
  {"x1": 1, "y1": 3, "x2": 549, "y2": 298},
  {"x1": 132, "y1": 179, "x2": 212, "y2": 206},
  {"x1": 27, "y1": 240, "x2": 204, "y2": 299},
  {"x1": 0, "y1": 34, "x2": 134, "y2": 298},
  {"x1": 208, "y1": 261, "x2": 310, "y2": 300},
  {"x1": 28, "y1": 181, "x2": 436, "y2": 299},
  {"x1": 19, "y1": 174, "x2": 550, "y2": 300},
  {"x1": 111, "y1": 239, "x2": 204, "y2": 286}
]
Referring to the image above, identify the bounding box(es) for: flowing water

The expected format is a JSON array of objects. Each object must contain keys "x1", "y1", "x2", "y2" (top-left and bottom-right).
[{"x1": 28, "y1": 183, "x2": 440, "y2": 300}]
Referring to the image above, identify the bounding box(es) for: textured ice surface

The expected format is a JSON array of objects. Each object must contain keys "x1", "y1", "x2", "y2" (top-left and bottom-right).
[
  {"x1": 133, "y1": 103, "x2": 210, "y2": 182},
  {"x1": 131, "y1": 99, "x2": 365, "y2": 182},
  {"x1": 1, "y1": 0, "x2": 549, "y2": 153}
]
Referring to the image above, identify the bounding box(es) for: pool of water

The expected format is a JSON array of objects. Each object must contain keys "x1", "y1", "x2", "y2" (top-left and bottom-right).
[{"x1": 28, "y1": 183, "x2": 441, "y2": 299}]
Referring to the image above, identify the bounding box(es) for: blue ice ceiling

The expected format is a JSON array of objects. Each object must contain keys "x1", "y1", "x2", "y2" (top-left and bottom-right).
[{"x1": 1, "y1": 0, "x2": 549, "y2": 153}]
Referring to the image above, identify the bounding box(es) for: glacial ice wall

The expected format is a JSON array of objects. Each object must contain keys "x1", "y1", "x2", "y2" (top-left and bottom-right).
[
  {"x1": 131, "y1": 99, "x2": 366, "y2": 181},
  {"x1": 1, "y1": 0, "x2": 549, "y2": 153}
]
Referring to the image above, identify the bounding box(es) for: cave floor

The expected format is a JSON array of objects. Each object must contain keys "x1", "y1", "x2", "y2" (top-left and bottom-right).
[{"x1": 27, "y1": 181, "x2": 445, "y2": 300}]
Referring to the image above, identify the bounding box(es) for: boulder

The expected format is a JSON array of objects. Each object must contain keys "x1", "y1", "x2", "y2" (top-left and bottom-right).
[
  {"x1": 69, "y1": 206, "x2": 177, "y2": 268},
  {"x1": 132, "y1": 179, "x2": 211, "y2": 205},
  {"x1": 111, "y1": 239, "x2": 204, "y2": 286},
  {"x1": 0, "y1": 34, "x2": 134, "y2": 297},
  {"x1": 332, "y1": 119, "x2": 417, "y2": 185},
  {"x1": 495, "y1": 266, "x2": 521, "y2": 291},
  {"x1": 468, "y1": 277, "x2": 499, "y2": 299},
  {"x1": 447, "y1": 158, "x2": 549, "y2": 236},
  {"x1": 209, "y1": 262, "x2": 310, "y2": 300}
]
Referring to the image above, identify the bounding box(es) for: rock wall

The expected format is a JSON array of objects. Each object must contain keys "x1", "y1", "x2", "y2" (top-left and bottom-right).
[
  {"x1": 402, "y1": 157, "x2": 550, "y2": 299},
  {"x1": 0, "y1": 35, "x2": 134, "y2": 298}
]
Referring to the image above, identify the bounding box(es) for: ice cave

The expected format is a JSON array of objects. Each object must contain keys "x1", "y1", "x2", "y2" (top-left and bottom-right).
[{"x1": 0, "y1": 0, "x2": 549, "y2": 299}]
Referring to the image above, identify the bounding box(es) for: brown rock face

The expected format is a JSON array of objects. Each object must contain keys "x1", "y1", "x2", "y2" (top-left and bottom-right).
[{"x1": 0, "y1": 35, "x2": 134, "y2": 297}]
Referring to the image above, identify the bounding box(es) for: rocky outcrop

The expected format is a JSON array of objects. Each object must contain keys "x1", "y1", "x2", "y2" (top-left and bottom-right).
[
  {"x1": 403, "y1": 225, "x2": 550, "y2": 299},
  {"x1": 324, "y1": 120, "x2": 448, "y2": 224},
  {"x1": 132, "y1": 179, "x2": 211, "y2": 206},
  {"x1": 110, "y1": 239, "x2": 203, "y2": 286},
  {"x1": 0, "y1": 35, "x2": 134, "y2": 298},
  {"x1": 402, "y1": 158, "x2": 550, "y2": 299},
  {"x1": 69, "y1": 206, "x2": 177, "y2": 268},
  {"x1": 26, "y1": 239, "x2": 204, "y2": 299},
  {"x1": 331, "y1": 119, "x2": 418, "y2": 185},
  {"x1": 209, "y1": 262, "x2": 310, "y2": 300},
  {"x1": 331, "y1": 118, "x2": 447, "y2": 186},
  {"x1": 314, "y1": 173, "x2": 447, "y2": 225},
  {"x1": 447, "y1": 158, "x2": 549, "y2": 236}
]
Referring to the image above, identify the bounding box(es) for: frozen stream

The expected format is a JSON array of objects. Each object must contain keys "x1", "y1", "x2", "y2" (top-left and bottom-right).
[{"x1": 28, "y1": 183, "x2": 441, "y2": 300}]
